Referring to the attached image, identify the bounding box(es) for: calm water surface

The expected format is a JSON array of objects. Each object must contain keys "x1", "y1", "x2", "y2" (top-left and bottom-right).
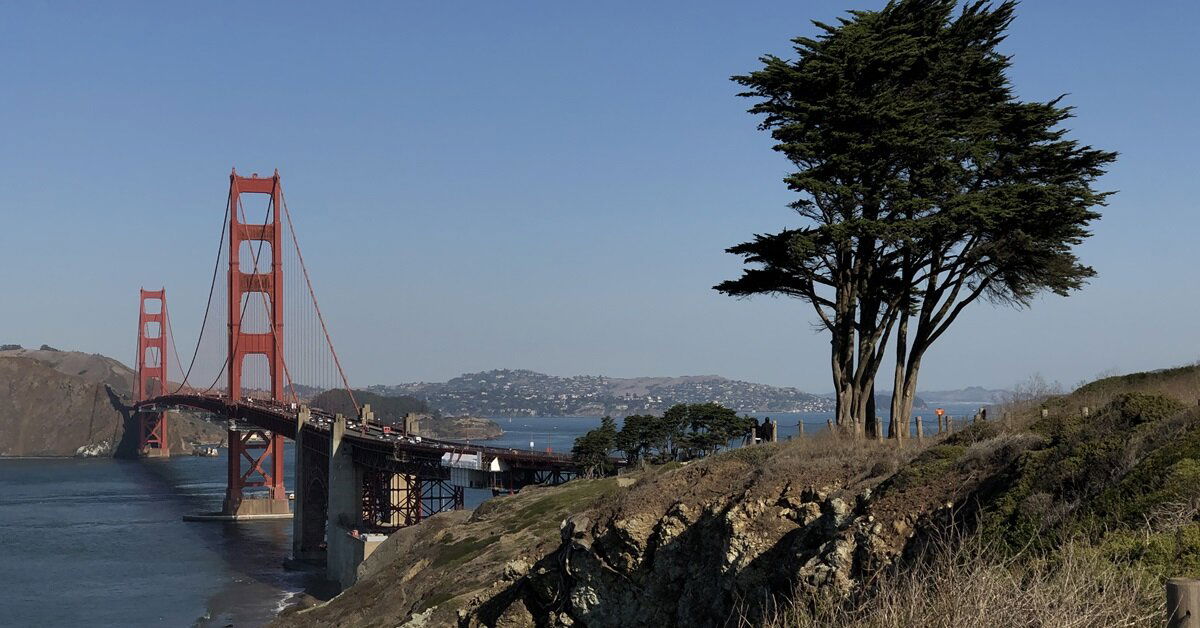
[{"x1": 0, "y1": 455, "x2": 314, "y2": 627}]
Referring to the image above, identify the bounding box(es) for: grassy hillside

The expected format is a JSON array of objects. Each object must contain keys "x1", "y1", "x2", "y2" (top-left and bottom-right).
[{"x1": 281, "y1": 364, "x2": 1200, "y2": 627}]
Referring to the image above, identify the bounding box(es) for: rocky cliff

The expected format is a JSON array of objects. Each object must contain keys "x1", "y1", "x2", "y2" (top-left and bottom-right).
[
  {"x1": 0, "y1": 348, "x2": 226, "y2": 457},
  {"x1": 279, "y1": 432, "x2": 927, "y2": 627}
]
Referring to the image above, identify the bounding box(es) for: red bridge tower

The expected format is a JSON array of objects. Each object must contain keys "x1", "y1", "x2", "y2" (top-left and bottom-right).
[
  {"x1": 222, "y1": 169, "x2": 291, "y2": 516},
  {"x1": 136, "y1": 289, "x2": 170, "y2": 457}
]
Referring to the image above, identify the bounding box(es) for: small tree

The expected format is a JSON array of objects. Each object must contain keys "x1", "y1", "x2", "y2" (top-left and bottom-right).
[
  {"x1": 666, "y1": 403, "x2": 754, "y2": 459},
  {"x1": 615, "y1": 414, "x2": 669, "y2": 464},
  {"x1": 572, "y1": 416, "x2": 617, "y2": 477},
  {"x1": 717, "y1": 0, "x2": 1114, "y2": 436}
]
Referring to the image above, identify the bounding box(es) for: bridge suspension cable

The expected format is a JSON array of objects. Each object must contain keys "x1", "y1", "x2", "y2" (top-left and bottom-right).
[
  {"x1": 170, "y1": 190, "x2": 230, "y2": 395},
  {"x1": 280, "y1": 190, "x2": 358, "y2": 412},
  {"x1": 165, "y1": 170, "x2": 360, "y2": 413}
]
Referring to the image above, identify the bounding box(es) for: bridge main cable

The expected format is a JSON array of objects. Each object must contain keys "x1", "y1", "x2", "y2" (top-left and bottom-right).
[
  {"x1": 170, "y1": 189, "x2": 231, "y2": 395},
  {"x1": 280, "y1": 190, "x2": 359, "y2": 413}
]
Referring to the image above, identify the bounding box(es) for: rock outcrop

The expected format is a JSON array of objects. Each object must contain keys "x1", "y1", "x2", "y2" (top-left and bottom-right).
[
  {"x1": 464, "y1": 466, "x2": 917, "y2": 627},
  {"x1": 280, "y1": 438, "x2": 939, "y2": 628}
]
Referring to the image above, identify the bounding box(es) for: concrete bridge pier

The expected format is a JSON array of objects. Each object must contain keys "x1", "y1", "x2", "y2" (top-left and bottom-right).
[
  {"x1": 292, "y1": 407, "x2": 328, "y2": 562},
  {"x1": 325, "y1": 413, "x2": 384, "y2": 590}
]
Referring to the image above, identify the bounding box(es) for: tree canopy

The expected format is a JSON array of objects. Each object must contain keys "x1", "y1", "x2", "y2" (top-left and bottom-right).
[
  {"x1": 716, "y1": 0, "x2": 1115, "y2": 435},
  {"x1": 595, "y1": 403, "x2": 754, "y2": 466},
  {"x1": 572, "y1": 416, "x2": 618, "y2": 477}
]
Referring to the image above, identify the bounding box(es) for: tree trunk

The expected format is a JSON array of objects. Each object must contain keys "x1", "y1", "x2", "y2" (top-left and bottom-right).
[
  {"x1": 865, "y1": 384, "x2": 877, "y2": 438},
  {"x1": 895, "y1": 342, "x2": 926, "y2": 433},
  {"x1": 831, "y1": 334, "x2": 854, "y2": 432},
  {"x1": 832, "y1": 271, "x2": 857, "y2": 431},
  {"x1": 889, "y1": 312, "x2": 908, "y2": 439}
]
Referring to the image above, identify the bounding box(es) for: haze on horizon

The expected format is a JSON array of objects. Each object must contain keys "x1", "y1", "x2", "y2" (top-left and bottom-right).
[{"x1": 1, "y1": 1, "x2": 1195, "y2": 394}]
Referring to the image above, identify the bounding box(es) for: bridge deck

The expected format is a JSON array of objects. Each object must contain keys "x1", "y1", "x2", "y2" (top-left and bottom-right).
[{"x1": 137, "y1": 393, "x2": 580, "y2": 471}]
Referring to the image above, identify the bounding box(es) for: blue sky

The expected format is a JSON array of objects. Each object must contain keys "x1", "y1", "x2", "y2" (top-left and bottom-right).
[{"x1": 1, "y1": 1, "x2": 1196, "y2": 392}]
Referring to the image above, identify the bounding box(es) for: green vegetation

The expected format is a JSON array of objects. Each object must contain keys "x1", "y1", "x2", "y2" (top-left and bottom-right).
[
  {"x1": 665, "y1": 403, "x2": 757, "y2": 458},
  {"x1": 759, "y1": 365, "x2": 1200, "y2": 625},
  {"x1": 974, "y1": 393, "x2": 1193, "y2": 555},
  {"x1": 573, "y1": 403, "x2": 756, "y2": 472},
  {"x1": 889, "y1": 444, "x2": 966, "y2": 490},
  {"x1": 514, "y1": 480, "x2": 620, "y2": 523},
  {"x1": 571, "y1": 416, "x2": 617, "y2": 477},
  {"x1": 432, "y1": 535, "x2": 501, "y2": 569},
  {"x1": 715, "y1": 0, "x2": 1116, "y2": 437}
]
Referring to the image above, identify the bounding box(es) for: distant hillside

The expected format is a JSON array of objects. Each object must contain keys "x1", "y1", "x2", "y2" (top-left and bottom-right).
[
  {"x1": 919, "y1": 386, "x2": 1010, "y2": 404},
  {"x1": 0, "y1": 347, "x2": 225, "y2": 456},
  {"x1": 310, "y1": 389, "x2": 435, "y2": 422},
  {"x1": 368, "y1": 369, "x2": 832, "y2": 417},
  {"x1": 0, "y1": 346, "x2": 135, "y2": 395},
  {"x1": 310, "y1": 389, "x2": 501, "y2": 440}
]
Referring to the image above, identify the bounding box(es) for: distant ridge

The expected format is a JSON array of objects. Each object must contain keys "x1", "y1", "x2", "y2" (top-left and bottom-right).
[
  {"x1": 918, "y1": 386, "x2": 1010, "y2": 404},
  {"x1": 368, "y1": 369, "x2": 832, "y2": 417},
  {"x1": 0, "y1": 347, "x2": 225, "y2": 457}
]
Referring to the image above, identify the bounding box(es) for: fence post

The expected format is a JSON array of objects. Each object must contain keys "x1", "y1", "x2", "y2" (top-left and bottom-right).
[
  {"x1": 915, "y1": 415, "x2": 924, "y2": 440},
  {"x1": 1166, "y1": 578, "x2": 1200, "y2": 627}
]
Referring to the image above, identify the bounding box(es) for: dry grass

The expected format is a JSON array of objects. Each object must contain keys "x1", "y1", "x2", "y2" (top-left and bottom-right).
[
  {"x1": 749, "y1": 530, "x2": 1163, "y2": 628},
  {"x1": 757, "y1": 429, "x2": 929, "y2": 488}
]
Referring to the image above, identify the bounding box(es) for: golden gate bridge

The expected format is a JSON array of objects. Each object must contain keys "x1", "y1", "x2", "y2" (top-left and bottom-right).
[{"x1": 128, "y1": 169, "x2": 582, "y2": 589}]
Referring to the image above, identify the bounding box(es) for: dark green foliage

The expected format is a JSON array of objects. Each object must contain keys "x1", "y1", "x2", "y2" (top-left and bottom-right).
[
  {"x1": 889, "y1": 444, "x2": 966, "y2": 490},
  {"x1": 671, "y1": 403, "x2": 757, "y2": 458},
  {"x1": 572, "y1": 416, "x2": 618, "y2": 477},
  {"x1": 593, "y1": 403, "x2": 755, "y2": 465},
  {"x1": 978, "y1": 394, "x2": 1192, "y2": 554},
  {"x1": 614, "y1": 413, "x2": 671, "y2": 464},
  {"x1": 311, "y1": 388, "x2": 436, "y2": 423},
  {"x1": 715, "y1": 0, "x2": 1116, "y2": 430},
  {"x1": 1095, "y1": 523, "x2": 1200, "y2": 579},
  {"x1": 612, "y1": 403, "x2": 754, "y2": 462}
]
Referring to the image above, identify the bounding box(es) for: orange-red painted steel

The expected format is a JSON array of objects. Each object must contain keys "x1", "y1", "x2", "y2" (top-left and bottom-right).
[
  {"x1": 136, "y1": 289, "x2": 169, "y2": 456},
  {"x1": 225, "y1": 169, "x2": 287, "y2": 510}
]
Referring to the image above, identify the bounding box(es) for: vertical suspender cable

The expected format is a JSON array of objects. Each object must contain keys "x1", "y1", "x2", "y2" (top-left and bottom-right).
[{"x1": 279, "y1": 191, "x2": 359, "y2": 413}]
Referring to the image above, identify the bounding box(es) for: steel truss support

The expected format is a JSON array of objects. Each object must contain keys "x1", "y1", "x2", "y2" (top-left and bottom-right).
[
  {"x1": 223, "y1": 428, "x2": 288, "y2": 512},
  {"x1": 490, "y1": 468, "x2": 577, "y2": 495},
  {"x1": 360, "y1": 470, "x2": 464, "y2": 532}
]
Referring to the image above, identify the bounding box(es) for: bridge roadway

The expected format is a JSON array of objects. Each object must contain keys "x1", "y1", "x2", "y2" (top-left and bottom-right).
[
  {"x1": 137, "y1": 393, "x2": 586, "y2": 589},
  {"x1": 138, "y1": 393, "x2": 579, "y2": 476}
]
